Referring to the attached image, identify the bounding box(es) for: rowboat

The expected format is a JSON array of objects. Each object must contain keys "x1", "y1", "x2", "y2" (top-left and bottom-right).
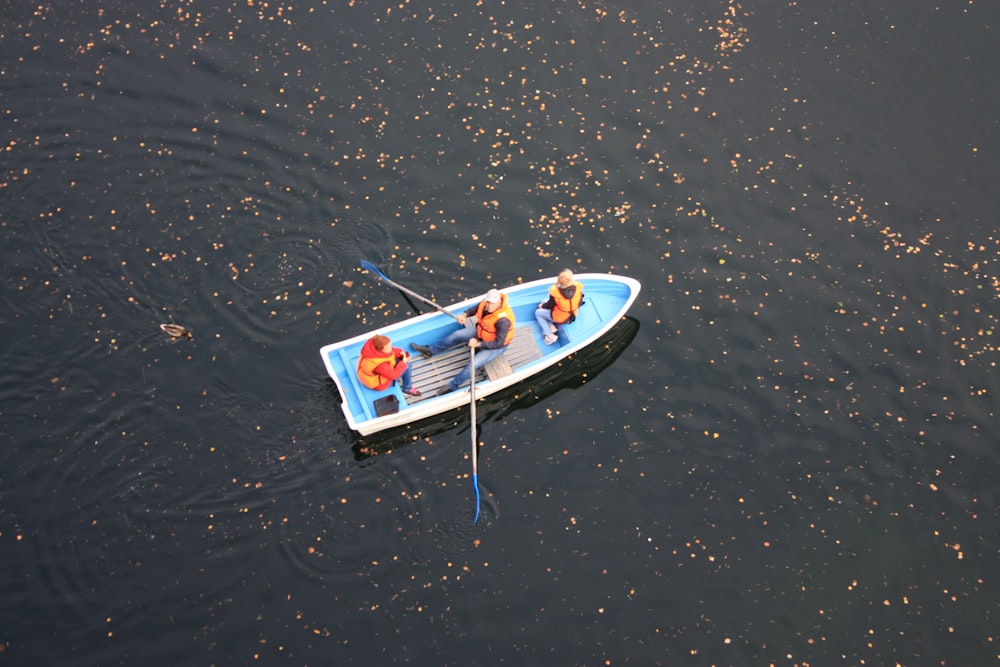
[{"x1": 320, "y1": 273, "x2": 641, "y2": 437}]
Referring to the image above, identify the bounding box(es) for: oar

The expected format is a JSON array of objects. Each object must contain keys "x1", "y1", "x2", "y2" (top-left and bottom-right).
[
  {"x1": 469, "y1": 344, "x2": 481, "y2": 524},
  {"x1": 360, "y1": 260, "x2": 461, "y2": 322}
]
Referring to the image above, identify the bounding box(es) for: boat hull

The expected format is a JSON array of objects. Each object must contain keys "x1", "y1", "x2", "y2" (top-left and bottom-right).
[{"x1": 320, "y1": 273, "x2": 641, "y2": 435}]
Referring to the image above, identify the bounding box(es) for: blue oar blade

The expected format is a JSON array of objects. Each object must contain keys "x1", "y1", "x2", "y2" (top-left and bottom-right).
[
  {"x1": 360, "y1": 259, "x2": 389, "y2": 281},
  {"x1": 472, "y1": 473, "x2": 481, "y2": 524}
]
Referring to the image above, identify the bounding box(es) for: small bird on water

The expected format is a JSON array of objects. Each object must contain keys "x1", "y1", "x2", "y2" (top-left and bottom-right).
[{"x1": 160, "y1": 323, "x2": 193, "y2": 339}]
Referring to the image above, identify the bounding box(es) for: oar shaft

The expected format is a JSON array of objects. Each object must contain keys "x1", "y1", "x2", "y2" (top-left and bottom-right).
[
  {"x1": 360, "y1": 261, "x2": 461, "y2": 322},
  {"x1": 382, "y1": 275, "x2": 462, "y2": 321},
  {"x1": 470, "y1": 345, "x2": 481, "y2": 523}
]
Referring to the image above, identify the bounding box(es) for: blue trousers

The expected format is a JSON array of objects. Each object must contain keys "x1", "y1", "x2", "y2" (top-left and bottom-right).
[
  {"x1": 398, "y1": 365, "x2": 414, "y2": 391},
  {"x1": 449, "y1": 346, "x2": 506, "y2": 391},
  {"x1": 535, "y1": 307, "x2": 557, "y2": 334},
  {"x1": 425, "y1": 323, "x2": 508, "y2": 391},
  {"x1": 427, "y1": 323, "x2": 477, "y2": 354}
]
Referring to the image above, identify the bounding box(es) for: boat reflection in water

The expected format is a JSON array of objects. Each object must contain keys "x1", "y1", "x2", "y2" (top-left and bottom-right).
[{"x1": 350, "y1": 316, "x2": 640, "y2": 461}]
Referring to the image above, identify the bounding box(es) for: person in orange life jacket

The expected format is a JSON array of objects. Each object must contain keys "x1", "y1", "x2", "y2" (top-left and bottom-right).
[
  {"x1": 535, "y1": 269, "x2": 583, "y2": 345},
  {"x1": 410, "y1": 288, "x2": 515, "y2": 395},
  {"x1": 356, "y1": 334, "x2": 422, "y2": 397}
]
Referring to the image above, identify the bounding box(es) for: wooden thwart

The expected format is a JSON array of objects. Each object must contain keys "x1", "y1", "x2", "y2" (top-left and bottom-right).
[
  {"x1": 405, "y1": 327, "x2": 542, "y2": 403},
  {"x1": 482, "y1": 355, "x2": 513, "y2": 380}
]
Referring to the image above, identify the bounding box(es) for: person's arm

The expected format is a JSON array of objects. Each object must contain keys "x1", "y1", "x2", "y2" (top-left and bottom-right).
[
  {"x1": 375, "y1": 358, "x2": 407, "y2": 381},
  {"x1": 565, "y1": 285, "x2": 581, "y2": 320},
  {"x1": 456, "y1": 304, "x2": 480, "y2": 326}
]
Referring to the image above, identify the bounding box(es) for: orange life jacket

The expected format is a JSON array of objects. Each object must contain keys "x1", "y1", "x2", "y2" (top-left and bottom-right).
[
  {"x1": 549, "y1": 282, "x2": 582, "y2": 323},
  {"x1": 356, "y1": 339, "x2": 398, "y2": 390},
  {"x1": 475, "y1": 293, "x2": 515, "y2": 344}
]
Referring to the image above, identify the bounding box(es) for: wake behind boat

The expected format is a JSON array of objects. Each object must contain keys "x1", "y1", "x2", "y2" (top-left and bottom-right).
[{"x1": 320, "y1": 272, "x2": 641, "y2": 436}]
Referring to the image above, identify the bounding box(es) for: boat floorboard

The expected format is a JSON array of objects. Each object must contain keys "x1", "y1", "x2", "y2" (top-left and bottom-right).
[{"x1": 406, "y1": 327, "x2": 543, "y2": 404}]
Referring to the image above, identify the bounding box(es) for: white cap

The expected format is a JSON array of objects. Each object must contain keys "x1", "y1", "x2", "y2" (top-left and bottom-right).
[{"x1": 484, "y1": 289, "x2": 502, "y2": 304}]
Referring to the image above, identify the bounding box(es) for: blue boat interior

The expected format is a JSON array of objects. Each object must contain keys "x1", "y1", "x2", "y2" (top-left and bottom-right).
[{"x1": 325, "y1": 278, "x2": 633, "y2": 425}]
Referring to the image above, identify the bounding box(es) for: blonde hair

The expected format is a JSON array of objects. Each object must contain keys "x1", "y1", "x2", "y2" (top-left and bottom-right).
[{"x1": 557, "y1": 269, "x2": 574, "y2": 287}]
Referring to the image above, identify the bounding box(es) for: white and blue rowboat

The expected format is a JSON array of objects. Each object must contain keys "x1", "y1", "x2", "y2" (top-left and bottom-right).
[{"x1": 320, "y1": 273, "x2": 641, "y2": 436}]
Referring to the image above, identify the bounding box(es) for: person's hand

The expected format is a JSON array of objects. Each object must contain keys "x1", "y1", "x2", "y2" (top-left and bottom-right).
[
  {"x1": 457, "y1": 313, "x2": 467, "y2": 326},
  {"x1": 468, "y1": 338, "x2": 481, "y2": 348}
]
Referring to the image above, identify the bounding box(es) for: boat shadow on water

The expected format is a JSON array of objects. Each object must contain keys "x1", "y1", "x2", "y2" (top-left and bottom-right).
[{"x1": 342, "y1": 316, "x2": 640, "y2": 461}]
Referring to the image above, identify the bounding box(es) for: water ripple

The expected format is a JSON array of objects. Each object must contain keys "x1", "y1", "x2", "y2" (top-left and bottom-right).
[{"x1": 277, "y1": 460, "x2": 426, "y2": 586}]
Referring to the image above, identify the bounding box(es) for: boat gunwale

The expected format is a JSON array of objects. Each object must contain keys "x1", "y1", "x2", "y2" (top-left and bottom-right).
[{"x1": 321, "y1": 273, "x2": 640, "y2": 435}]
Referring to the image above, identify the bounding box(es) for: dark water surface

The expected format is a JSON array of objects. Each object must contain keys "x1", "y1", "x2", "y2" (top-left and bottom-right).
[{"x1": 2, "y1": 2, "x2": 998, "y2": 665}]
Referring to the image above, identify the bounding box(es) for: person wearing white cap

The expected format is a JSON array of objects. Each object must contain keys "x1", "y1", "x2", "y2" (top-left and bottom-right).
[{"x1": 410, "y1": 287, "x2": 516, "y2": 394}]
